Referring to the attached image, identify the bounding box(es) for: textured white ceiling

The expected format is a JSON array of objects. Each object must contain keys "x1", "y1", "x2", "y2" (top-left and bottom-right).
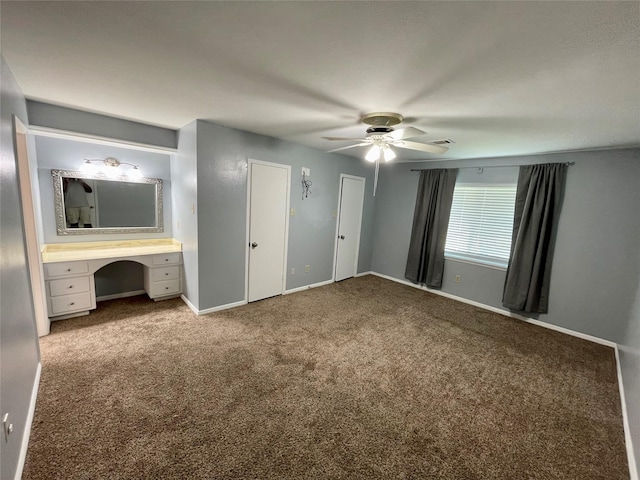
[{"x1": 2, "y1": 1, "x2": 639, "y2": 161}]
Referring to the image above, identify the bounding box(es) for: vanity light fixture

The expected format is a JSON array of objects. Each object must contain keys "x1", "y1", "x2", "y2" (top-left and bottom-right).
[{"x1": 81, "y1": 157, "x2": 142, "y2": 178}]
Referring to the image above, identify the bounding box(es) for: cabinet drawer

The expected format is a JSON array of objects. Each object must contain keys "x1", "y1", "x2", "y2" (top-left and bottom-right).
[
  {"x1": 152, "y1": 253, "x2": 181, "y2": 266},
  {"x1": 49, "y1": 276, "x2": 91, "y2": 297},
  {"x1": 46, "y1": 261, "x2": 89, "y2": 278},
  {"x1": 50, "y1": 292, "x2": 93, "y2": 315},
  {"x1": 150, "y1": 279, "x2": 181, "y2": 297},
  {"x1": 150, "y1": 266, "x2": 180, "y2": 282}
]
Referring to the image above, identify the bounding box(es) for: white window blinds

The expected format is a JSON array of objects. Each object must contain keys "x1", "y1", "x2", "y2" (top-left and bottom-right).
[{"x1": 445, "y1": 184, "x2": 517, "y2": 268}]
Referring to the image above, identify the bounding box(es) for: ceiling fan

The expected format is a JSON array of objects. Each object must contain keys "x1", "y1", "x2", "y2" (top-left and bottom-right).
[
  {"x1": 323, "y1": 112, "x2": 449, "y2": 162},
  {"x1": 323, "y1": 112, "x2": 449, "y2": 195}
]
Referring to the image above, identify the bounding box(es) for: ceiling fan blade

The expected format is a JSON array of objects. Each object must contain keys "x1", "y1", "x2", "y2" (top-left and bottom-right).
[
  {"x1": 327, "y1": 142, "x2": 370, "y2": 153},
  {"x1": 393, "y1": 140, "x2": 449, "y2": 155},
  {"x1": 322, "y1": 136, "x2": 368, "y2": 141},
  {"x1": 387, "y1": 127, "x2": 426, "y2": 141}
]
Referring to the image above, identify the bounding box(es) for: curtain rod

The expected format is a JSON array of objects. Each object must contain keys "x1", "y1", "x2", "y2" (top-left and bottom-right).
[{"x1": 410, "y1": 162, "x2": 575, "y2": 172}]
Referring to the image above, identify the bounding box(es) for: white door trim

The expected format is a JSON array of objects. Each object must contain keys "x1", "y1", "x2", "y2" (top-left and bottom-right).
[
  {"x1": 332, "y1": 174, "x2": 366, "y2": 281},
  {"x1": 14, "y1": 115, "x2": 50, "y2": 337},
  {"x1": 244, "y1": 158, "x2": 291, "y2": 302}
]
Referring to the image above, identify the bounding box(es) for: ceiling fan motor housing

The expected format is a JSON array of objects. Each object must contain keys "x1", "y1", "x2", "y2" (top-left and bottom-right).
[
  {"x1": 362, "y1": 112, "x2": 403, "y2": 141},
  {"x1": 366, "y1": 126, "x2": 394, "y2": 135},
  {"x1": 361, "y1": 112, "x2": 404, "y2": 127}
]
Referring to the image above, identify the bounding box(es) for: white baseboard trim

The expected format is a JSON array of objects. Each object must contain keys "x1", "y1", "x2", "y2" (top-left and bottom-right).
[
  {"x1": 367, "y1": 272, "x2": 616, "y2": 348},
  {"x1": 198, "y1": 299, "x2": 248, "y2": 316},
  {"x1": 284, "y1": 279, "x2": 334, "y2": 295},
  {"x1": 96, "y1": 290, "x2": 146, "y2": 302},
  {"x1": 15, "y1": 361, "x2": 41, "y2": 480},
  {"x1": 180, "y1": 294, "x2": 199, "y2": 315},
  {"x1": 615, "y1": 346, "x2": 639, "y2": 480},
  {"x1": 517, "y1": 314, "x2": 616, "y2": 348},
  {"x1": 355, "y1": 270, "x2": 373, "y2": 278},
  {"x1": 186, "y1": 279, "x2": 337, "y2": 315}
]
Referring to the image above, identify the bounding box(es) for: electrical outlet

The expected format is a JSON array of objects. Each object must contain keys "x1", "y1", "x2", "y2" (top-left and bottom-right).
[
  {"x1": 454, "y1": 275, "x2": 461, "y2": 283},
  {"x1": 290, "y1": 208, "x2": 296, "y2": 216},
  {"x1": 305, "y1": 265, "x2": 310, "y2": 273},
  {"x1": 291, "y1": 267, "x2": 295, "y2": 275},
  {"x1": 332, "y1": 210, "x2": 337, "y2": 218}
]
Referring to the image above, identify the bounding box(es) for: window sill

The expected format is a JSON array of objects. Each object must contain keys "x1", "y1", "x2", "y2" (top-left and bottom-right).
[{"x1": 444, "y1": 254, "x2": 508, "y2": 271}]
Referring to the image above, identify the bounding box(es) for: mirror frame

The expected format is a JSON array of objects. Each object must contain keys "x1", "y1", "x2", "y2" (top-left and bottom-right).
[{"x1": 52, "y1": 169, "x2": 164, "y2": 235}]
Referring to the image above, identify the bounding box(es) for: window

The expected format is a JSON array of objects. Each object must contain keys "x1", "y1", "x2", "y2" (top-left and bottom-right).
[{"x1": 445, "y1": 183, "x2": 517, "y2": 268}]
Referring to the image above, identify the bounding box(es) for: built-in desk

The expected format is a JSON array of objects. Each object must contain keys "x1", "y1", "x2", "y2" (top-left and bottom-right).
[{"x1": 41, "y1": 239, "x2": 183, "y2": 320}]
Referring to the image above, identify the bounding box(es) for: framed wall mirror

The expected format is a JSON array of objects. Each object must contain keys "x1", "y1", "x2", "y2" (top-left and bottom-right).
[{"x1": 52, "y1": 169, "x2": 164, "y2": 235}]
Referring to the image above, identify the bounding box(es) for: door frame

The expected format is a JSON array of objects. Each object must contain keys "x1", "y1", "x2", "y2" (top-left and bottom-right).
[
  {"x1": 332, "y1": 174, "x2": 366, "y2": 281},
  {"x1": 244, "y1": 158, "x2": 291, "y2": 302},
  {"x1": 13, "y1": 115, "x2": 50, "y2": 336}
]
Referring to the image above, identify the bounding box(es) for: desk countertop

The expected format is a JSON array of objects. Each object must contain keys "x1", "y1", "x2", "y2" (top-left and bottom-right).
[{"x1": 41, "y1": 239, "x2": 182, "y2": 263}]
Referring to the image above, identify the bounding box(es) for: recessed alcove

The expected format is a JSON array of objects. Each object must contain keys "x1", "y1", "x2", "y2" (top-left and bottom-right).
[{"x1": 94, "y1": 260, "x2": 144, "y2": 299}]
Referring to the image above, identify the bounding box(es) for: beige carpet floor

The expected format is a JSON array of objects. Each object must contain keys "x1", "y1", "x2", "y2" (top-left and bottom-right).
[{"x1": 23, "y1": 275, "x2": 629, "y2": 479}]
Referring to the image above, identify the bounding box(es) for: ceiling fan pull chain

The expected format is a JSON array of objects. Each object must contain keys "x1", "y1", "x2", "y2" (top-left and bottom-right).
[{"x1": 373, "y1": 160, "x2": 380, "y2": 197}]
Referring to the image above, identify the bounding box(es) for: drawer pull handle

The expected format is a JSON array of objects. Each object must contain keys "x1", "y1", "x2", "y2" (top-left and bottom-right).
[
  {"x1": 165, "y1": 287, "x2": 169, "y2": 290},
  {"x1": 165, "y1": 273, "x2": 169, "y2": 276},
  {"x1": 165, "y1": 259, "x2": 169, "y2": 262},
  {"x1": 70, "y1": 302, "x2": 75, "y2": 306},
  {"x1": 67, "y1": 268, "x2": 72, "y2": 272},
  {"x1": 69, "y1": 286, "x2": 73, "y2": 289}
]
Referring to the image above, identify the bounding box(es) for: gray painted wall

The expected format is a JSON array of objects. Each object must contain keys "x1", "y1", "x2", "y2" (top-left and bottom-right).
[
  {"x1": 172, "y1": 121, "x2": 199, "y2": 309},
  {"x1": 195, "y1": 120, "x2": 375, "y2": 311},
  {"x1": 27, "y1": 100, "x2": 177, "y2": 149},
  {"x1": 0, "y1": 56, "x2": 40, "y2": 480},
  {"x1": 371, "y1": 148, "x2": 640, "y2": 344}
]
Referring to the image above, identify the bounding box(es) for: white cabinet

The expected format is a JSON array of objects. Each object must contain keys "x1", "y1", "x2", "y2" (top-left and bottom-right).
[
  {"x1": 144, "y1": 253, "x2": 182, "y2": 300},
  {"x1": 46, "y1": 261, "x2": 89, "y2": 277},
  {"x1": 149, "y1": 265, "x2": 180, "y2": 282},
  {"x1": 44, "y1": 261, "x2": 96, "y2": 318},
  {"x1": 50, "y1": 291, "x2": 94, "y2": 316},
  {"x1": 151, "y1": 253, "x2": 181, "y2": 266},
  {"x1": 43, "y1": 251, "x2": 183, "y2": 320},
  {"x1": 48, "y1": 275, "x2": 91, "y2": 296}
]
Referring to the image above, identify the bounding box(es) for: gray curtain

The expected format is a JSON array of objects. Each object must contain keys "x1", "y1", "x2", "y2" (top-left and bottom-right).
[
  {"x1": 405, "y1": 169, "x2": 458, "y2": 288},
  {"x1": 503, "y1": 163, "x2": 567, "y2": 313}
]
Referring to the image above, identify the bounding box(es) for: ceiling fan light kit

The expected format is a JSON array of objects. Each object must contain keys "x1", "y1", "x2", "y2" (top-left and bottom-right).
[
  {"x1": 324, "y1": 112, "x2": 449, "y2": 159},
  {"x1": 383, "y1": 146, "x2": 396, "y2": 162},
  {"x1": 365, "y1": 145, "x2": 381, "y2": 162},
  {"x1": 324, "y1": 112, "x2": 450, "y2": 195}
]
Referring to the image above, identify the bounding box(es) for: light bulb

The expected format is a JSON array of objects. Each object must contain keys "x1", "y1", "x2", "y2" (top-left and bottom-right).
[
  {"x1": 104, "y1": 165, "x2": 120, "y2": 178},
  {"x1": 383, "y1": 147, "x2": 396, "y2": 162},
  {"x1": 365, "y1": 146, "x2": 381, "y2": 162},
  {"x1": 80, "y1": 160, "x2": 95, "y2": 173},
  {"x1": 128, "y1": 166, "x2": 142, "y2": 179}
]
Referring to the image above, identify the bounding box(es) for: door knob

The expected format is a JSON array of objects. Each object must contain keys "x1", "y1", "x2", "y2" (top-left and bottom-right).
[
  {"x1": 251, "y1": 242, "x2": 258, "y2": 248},
  {"x1": 339, "y1": 235, "x2": 345, "y2": 240}
]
